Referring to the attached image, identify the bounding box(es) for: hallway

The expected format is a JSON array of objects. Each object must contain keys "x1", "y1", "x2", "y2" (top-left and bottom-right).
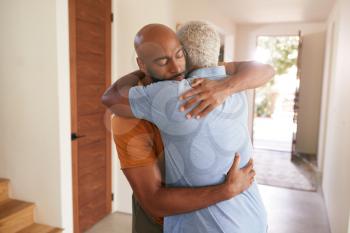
[
  {"x1": 86, "y1": 185, "x2": 330, "y2": 233},
  {"x1": 1, "y1": 0, "x2": 349, "y2": 232}
]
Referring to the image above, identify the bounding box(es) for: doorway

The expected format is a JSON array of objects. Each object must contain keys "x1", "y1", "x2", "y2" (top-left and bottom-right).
[
  {"x1": 253, "y1": 36, "x2": 300, "y2": 153},
  {"x1": 69, "y1": 0, "x2": 113, "y2": 232},
  {"x1": 252, "y1": 35, "x2": 317, "y2": 191}
]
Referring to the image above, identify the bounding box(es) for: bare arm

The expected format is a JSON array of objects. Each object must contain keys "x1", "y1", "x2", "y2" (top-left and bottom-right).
[
  {"x1": 123, "y1": 154, "x2": 254, "y2": 218},
  {"x1": 179, "y1": 61, "x2": 275, "y2": 118},
  {"x1": 101, "y1": 70, "x2": 144, "y2": 117},
  {"x1": 224, "y1": 61, "x2": 275, "y2": 93}
]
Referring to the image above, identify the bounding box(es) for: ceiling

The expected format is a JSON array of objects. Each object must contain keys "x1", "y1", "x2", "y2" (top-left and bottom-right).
[{"x1": 210, "y1": 0, "x2": 336, "y2": 23}]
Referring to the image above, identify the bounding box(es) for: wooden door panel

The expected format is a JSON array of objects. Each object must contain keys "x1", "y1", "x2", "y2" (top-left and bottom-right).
[
  {"x1": 78, "y1": 167, "x2": 106, "y2": 205},
  {"x1": 78, "y1": 131, "x2": 106, "y2": 147},
  {"x1": 76, "y1": 0, "x2": 106, "y2": 24},
  {"x1": 77, "y1": 21, "x2": 105, "y2": 55},
  {"x1": 79, "y1": 188, "x2": 106, "y2": 208},
  {"x1": 78, "y1": 158, "x2": 106, "y2": 179},
  {"x1": 291, "y1": 32, "x2": 302, "y2": 160},
  {"x1": 77, "y1": 55, "x2": 105, "y2": 85},
  {"x1": 78, "y1": 114, "x2": 106, "y2": 146},
  {"x1": 77, "y1": 98, "x2": 105, "y2": 116},
  {"x1": 78, "y1": 113, "x2": 105, "y2": 131},
  {"x1": 69, "y1": 0, "x2": 112, "y2": 232},
  {"x1": 77, "y1": 84, "x2": 106, "y2": 115},
  {"x1": 78, "y1": 83, "x2": 106, "y2": 97},
  {"x1": 78, "y1": 141, "x2": 106, "y2": 170},
  {"x1": 78, "y1": 152, "x2": 106, "y2": 182},
  {"x1": 79, "y1": 196, "x2": 107, "y2": 231}
]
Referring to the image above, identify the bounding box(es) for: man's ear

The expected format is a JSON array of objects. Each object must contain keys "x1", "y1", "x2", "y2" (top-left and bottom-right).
[{"x1": 136, "y1": 57, "x2": 148, "y2": 74}]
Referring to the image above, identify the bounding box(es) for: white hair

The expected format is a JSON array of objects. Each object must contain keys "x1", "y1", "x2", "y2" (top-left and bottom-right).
[{"x1": 177, "y1": 21, "x2": 220, "y2": 68}]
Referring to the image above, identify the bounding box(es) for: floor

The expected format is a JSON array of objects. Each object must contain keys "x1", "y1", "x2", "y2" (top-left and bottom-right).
[
  {"x1": 259, "y1": 185, "x2": 330, "y2": 233},
  {"x1": 253, "y1": 149, "x2": 318, "y2": 191},
  {"x1": 253, "y1": 116, "x2": 294, "y2": 152},
  {"x1": 86, "y1": 185, "x2": 330, "y2": 233},
  {"x1": 86, "y1": 211, "x2": 132, "y2": 233}
]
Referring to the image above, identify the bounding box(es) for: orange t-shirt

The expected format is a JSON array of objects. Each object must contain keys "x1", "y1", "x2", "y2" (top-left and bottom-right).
[
  {"x1": 111, "y1": 115, "x2": 164, "y2": 225},
  {"x1": 111, "y1": 116, "x2": 164, "y2": 169}
]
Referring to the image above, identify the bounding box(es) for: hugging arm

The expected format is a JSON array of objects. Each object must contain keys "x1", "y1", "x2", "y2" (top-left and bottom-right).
[
  {"x1": 123, "y1": 154, "x2": 255, "y2": 218},
  {"x1": 224, "y1": 61, "x2": 275, "y2": 92},
  {"x1": 101, "y1": 70, "x2": 144, "y2": 118},
  {"x1": 179, "y1": 61, "x2": 275, "y2": 118},
  {"x1": 113, "y1": 117, "x2": 256, "y2": 219}
]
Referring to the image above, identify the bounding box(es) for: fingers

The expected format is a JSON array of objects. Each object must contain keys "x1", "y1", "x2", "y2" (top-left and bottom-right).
[
  {"x1": 179, "y1": 78, "x2": 206, "y2": 100},
  {"x1": 249, "y1": 168, "x2": 256, "y2": 178},
  {"x1": 179, "y1": 88, "x2": 202, "y2": 100},
  {"x1": 198, "y1": 105, "x2": 215, "y2": 118},
  {"x1": 191, "y1": 78, "x2": 205, "y2": 87},
  {"x1": 227, "y1": 154, "x2": 240, "y2": 177},
  {"x1": 241, "y1": 159, "x2": 254, "y2": 174},
  {"x1": 180, "y1": 94, "x2": 204, "y2": 111},
  {"x1": 186, "y1": 101, "x2": 210, "y2": 119},
  {"x1": 232, "y1": 153, "x2": 241, "y2": 171}
]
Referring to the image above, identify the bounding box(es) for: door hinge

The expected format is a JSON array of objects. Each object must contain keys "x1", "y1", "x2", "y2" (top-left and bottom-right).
[
  {"x1": 111, "y1": 13, "x2": 114, "y2": 22},
  {"x1": 111, "y1": 193, "x2": 114, "y2": 201}
]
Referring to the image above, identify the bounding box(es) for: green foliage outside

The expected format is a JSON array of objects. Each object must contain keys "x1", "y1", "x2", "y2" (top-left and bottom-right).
[{"x1": 255, "y1": 36, "x2": 299, "y2": 117}]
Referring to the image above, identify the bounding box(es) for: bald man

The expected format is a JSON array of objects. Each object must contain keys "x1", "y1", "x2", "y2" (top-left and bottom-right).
[{"x1": 103, "y1": 23, "x2": 273, "y2": 232}]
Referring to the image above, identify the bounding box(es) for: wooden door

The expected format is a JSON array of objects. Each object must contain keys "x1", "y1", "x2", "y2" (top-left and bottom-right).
[
  {"x1": 291, "y1": 31, "x2": 302, "y2": 161},
  {"x1": 69, "y1": 0, "x2": 112, "y2": 232}
]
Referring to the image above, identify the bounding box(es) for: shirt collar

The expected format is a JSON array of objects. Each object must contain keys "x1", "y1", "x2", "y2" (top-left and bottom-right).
[{"x1": 187, "y1": 66, "x2": 226, "y2": 78}]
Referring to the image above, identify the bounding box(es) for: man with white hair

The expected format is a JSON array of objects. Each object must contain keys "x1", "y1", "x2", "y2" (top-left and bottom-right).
[{"x1": 103, "y1": 21, "x2": 272, "y2": 232}]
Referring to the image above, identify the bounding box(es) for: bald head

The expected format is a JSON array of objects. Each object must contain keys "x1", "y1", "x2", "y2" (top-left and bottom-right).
[
  {"x1": 133, "y1": 24, "x2": 186, "y2": 82},
  {"x1": 134, "y1": 24, "x2": 179, "y2": 59}
]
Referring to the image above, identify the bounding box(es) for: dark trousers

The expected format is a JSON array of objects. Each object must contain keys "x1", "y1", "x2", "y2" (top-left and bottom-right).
[{"x1": 132, "y1": 195, "x2": 163, "y2": 233}]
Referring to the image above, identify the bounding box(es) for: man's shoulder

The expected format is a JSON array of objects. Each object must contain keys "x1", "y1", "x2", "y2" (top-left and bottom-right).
[
  {"x1": 186, "y1": 66, "x2": 227, "y2": 80},
  {"x1": 112, "y1": 115, "x2": 159, "y2": 136},
  {"x1": 132, "y1": 80, "x2": 187, "y2": 97},
  {"x1": 111, "y1": 115, "x2": 164, "y2": 170}
]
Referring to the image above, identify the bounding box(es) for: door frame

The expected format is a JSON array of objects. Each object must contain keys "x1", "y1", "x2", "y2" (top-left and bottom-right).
[{"x1": 68, "y1": 0, "x2": 112, "y2": 231}]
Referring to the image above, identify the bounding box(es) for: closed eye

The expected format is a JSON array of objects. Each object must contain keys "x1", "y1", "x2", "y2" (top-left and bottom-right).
[
  {"x1": 176, "y1": 49, "x2": 184, "y2": 59},
  {"x1": 155, "y1": 58, "x2": 169, "y2": 66}
]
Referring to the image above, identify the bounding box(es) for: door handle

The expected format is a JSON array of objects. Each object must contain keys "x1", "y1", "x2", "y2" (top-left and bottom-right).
[{"x1": 71, "y1": 133, "x2": 86, "y2": 141}]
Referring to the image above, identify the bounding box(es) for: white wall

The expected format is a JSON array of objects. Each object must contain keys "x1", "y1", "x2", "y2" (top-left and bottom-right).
[
  {"x1": 234, "y1": 23, "x2": 326, "y2": 151},
  {"x1": 171, "y1": 0, "x2": 236, "y2": 62},
  {"x1": 0, "y1": 0, "x2": 72, "y2": 232},
  {"x1": 56, "y1": 0, "x2": 74, "y2": 231},
  {"x1": 171, "y1": 0, "x2": 235, "y2": 35},
  {"x1": 224, "y1": 35, "x2": 235, "y2": 62},
  {"x1": 296, "y1": 31, "x2": 326, "y2": 154},
  {"x1": 111, "y1": 0, "x2": 174, "y2": 214},
  {"x1": 319, "y1": 0, "x2": 350, "y2": 232}
]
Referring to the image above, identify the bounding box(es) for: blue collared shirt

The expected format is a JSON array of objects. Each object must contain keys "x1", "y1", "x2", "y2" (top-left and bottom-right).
[{"x1": 129, "y1": 66, "x2": 268, "y2": 233}]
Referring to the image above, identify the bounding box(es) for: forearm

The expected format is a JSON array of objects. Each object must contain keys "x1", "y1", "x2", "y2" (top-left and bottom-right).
[
  {"x1": 141, "y1": 183, "x2": 233, "y2": 218},
  {"x1": 225, "y1": 61, "x2": 275, "y2": 94},
  {"x1": 101, "y1": 70, "x2": 144, "y2": 116}
]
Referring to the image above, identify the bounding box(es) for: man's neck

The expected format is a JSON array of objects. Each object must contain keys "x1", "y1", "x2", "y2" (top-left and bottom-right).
[{"x1": 141, "y1": 75, "x2": 153, "y2": 86}]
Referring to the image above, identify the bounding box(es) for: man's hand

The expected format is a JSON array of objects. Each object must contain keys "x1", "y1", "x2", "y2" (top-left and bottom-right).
[
  {"x1": 179, "y1": 78, "x2": 230, "y2": 119},
  {"x1": 223, "y1": 153, "x2": 256, "y2": 199}
]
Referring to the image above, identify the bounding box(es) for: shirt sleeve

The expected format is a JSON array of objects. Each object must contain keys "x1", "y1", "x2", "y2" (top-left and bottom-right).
[
  {"x1": 112, "y1": 116, "x2": 160, "y2": 169},
  {"x1": 128, "y1": 85, "x2": 153, "y2": 121},
  {"x1": 128, "y1": 81, "x2": 182, "y2": 125}
]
